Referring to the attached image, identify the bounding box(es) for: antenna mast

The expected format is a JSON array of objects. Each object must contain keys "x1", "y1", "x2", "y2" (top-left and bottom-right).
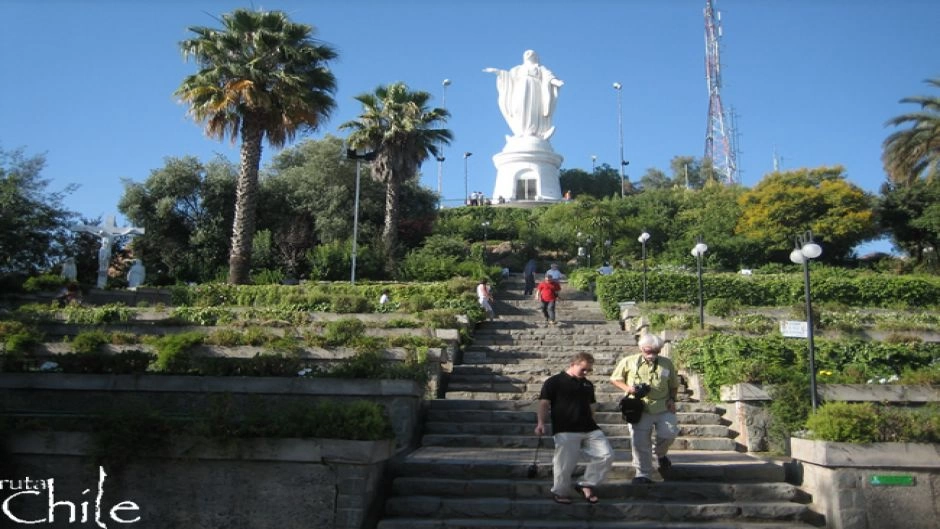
[{"x1": 703, "y1": 0, "x2": 738, "y2": 184}]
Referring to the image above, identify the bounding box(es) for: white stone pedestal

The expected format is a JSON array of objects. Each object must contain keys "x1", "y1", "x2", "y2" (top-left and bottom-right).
[{"x1": 491, "y1": 136, "x2": 563, "y2": 203}]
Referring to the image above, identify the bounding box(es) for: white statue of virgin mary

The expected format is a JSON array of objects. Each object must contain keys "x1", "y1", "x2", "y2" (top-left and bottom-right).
[{"x1": 484, "y1": 50, "x2": 564, "y2": 141}]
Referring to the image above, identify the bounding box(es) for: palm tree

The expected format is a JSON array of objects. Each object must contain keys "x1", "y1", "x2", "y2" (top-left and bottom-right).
[
  {"x1": 175, "y1": 9, "x2": 337, "y2": 284},
  {"x1": 341, "y1": 83, "x2": 451, "y2": 274},
  {"x1": 883, "y1": 78, "x2": 940, "y2": 187}
]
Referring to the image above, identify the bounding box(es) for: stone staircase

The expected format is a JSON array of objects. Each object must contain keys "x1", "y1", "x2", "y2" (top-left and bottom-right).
[{"x1": 376, "y1": 276, "x2": 824, "y2": 528}]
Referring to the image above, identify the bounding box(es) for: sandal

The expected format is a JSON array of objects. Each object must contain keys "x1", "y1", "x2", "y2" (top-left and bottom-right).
[
  {"x1": 574, "y1": 483, "x2": 599, "y2": 504},
  {"x1": 552, "y1": 494, "x2": 572, "y2": 504}
]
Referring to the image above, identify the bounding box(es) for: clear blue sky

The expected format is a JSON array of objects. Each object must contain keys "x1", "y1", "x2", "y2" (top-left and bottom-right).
[{"x1": 2, "y1": 0, "x2": 936, "y2": 253}]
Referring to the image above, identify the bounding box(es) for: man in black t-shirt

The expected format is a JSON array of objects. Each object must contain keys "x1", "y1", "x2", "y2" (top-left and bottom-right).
[{"x1": 535, "y1": 352, "x2": 614, "y2": 504}]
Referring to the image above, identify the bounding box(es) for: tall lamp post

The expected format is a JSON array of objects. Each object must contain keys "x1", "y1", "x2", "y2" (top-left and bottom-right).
[
  {"x1": 613, "y1": 82, "x2": 626, "y2": 198},
  {"x1": 638, "y1": 231, "x2": 651, "y2": 303},
  {"x1": 346, "y1": 146, "x2": 379, "y2": 284},
  {"x1": 690, "y1": 237, "x2": 708, "y2": 329},
  {"x1": 463, "y1": 152, "x2": 472, "y2": 205},
  {"x1": 436, "y1": 79, "x2": 451, "y2": 208},
  {"x1": 481, "y1": 221, "x2": 490, "y2": 263},
  {"x1": 790, "y1": 231, "x2": 823, "y2": 410}
]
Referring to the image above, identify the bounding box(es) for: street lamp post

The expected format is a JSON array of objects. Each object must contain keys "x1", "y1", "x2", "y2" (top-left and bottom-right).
[
  {"x1": 613, "y1": 82, "x2": 626, "y2": 198},
  {"x1": 638, "y1": 231, "x2": 650, "y2": 303},
  {"x1": 436, "y1": 79, "x2": 450, "y2": 208},
  {"x1": 690, "y1": 237, "x2": 708, "y2": 329},
  {"x1": 592, "y1": 155, "x2": 597, "y2": 173},
  {"x1": 481, "y1": 221, "x2": 490, "y2": 263},
  {"x1": 463, "y1": 152, "x2": 472, "y2": 205},
  {"x1": 790, "y1": 231, "x2": 823, "y2": 410},
  {"x1": 346, "y1": 147, "x2": 379, "y2": 284},
  {"x1": 604, "y1": 238, "x2": 612, "y2": 262}
]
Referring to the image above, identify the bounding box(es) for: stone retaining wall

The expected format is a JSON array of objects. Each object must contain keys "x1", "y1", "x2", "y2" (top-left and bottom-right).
[
  {"x1": 3, "y1": 431, "x2": 393, "y2": 529},
  {"x1": 0, "y1": 374, "x2": 426, "y2": 452},
  {"x1": 719, "y1": 383, "x2": 940, "y2": 453},
  {"x1": 790, "y1": 438, "x2": 940, "y2": 529}
]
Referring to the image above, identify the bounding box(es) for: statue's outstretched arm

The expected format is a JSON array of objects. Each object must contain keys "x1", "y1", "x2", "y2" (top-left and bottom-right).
[{"x1": 483, "y1": 67, "x2": 502, "y2": 74}]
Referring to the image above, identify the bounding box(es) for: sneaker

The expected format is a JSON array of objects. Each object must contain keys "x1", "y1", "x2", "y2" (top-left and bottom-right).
[
  {"x1": 549, "y1": 320, "x2": 557, "y2": 326},
  {"x1": 658, "y1": 456, "x2": 672, "y2": 471},
  {"x1": 632, "y1": 476, "x2": 654, "y2": 484}
]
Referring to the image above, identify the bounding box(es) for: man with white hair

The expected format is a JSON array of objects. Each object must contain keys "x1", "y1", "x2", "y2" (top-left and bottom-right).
[{"x1": 609, "y1": 334, "x2": 680, "y2": 484}]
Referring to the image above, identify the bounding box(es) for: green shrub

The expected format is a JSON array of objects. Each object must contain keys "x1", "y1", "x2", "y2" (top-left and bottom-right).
[
  {"x1": 324, "y1": 318, "x2": 366, "y2": 346},
  {"x1": 327, "y1": 350, "x2": 387, "y2": 379},
  {"x1": 705, "y1": 297, "x2": 739, "y2": 318},
  {"x1": 730, "y1": 314, "x2": 776, "y2": 334},
  {"x1": 146, "y1": 332, "x2": 205, "y2": 372},
  {"x1": 383, "y1": 318, "x2": 420, "y2": 328},
  {"x1": 170, "y1": 306, "x2": 236, "y2": 326},
  {"x1": 331, "y1": 295, "x2": 371, "y2": 314},
  {"x1": 568, "y1": 268, "x2": 597, "y2": 292},
  {"x1": 0, "y1": 321, "x2": 42, "y2": 355},
  {"x1": 900, "y1": 362, "x2": 940, "y2": 385},
  {"x1": 109, "y1": 331, "x2": 138, "y2": 345},
  {"x1": 55, "y1": 350, "x2": 154, "y2": 374},
  {"x1": 421, "y1": 309, "x2": 460, "y2": 329},
  {"x1": 398, "y1": 295, "x2": 436, "y2": 312},
  {"x1": 806, "y1": 402, "x2": 880, "y2": 442},
  {"x1": 767, "y1": 376, "x2": 812, "y2": 453},
  {"x1": 62, "y1": 303, "x2": 133, "y2": 324},
  {"x1": 71, "y1": 330, "x2": 111, "y2": 354},
  {"x1": 22, "y1": 274, "x2": 67, "y2": 292}
]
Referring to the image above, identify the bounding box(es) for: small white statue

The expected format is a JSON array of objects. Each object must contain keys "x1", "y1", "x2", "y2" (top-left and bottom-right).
[
  {"x1": 484, "y1": 50, "x2": 564, "y2": 140},
  {"x1": 127, "y1": 259, "x2": 146, "y2": 289},
  {"x1": 60, "y1": 257, "x2": 77, "y2": 281}
]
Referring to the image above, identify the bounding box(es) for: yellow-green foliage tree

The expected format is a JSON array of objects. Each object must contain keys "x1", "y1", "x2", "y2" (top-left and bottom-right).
[{"x1": 735, "y1": 166, "x2": 877, "y2": 262}]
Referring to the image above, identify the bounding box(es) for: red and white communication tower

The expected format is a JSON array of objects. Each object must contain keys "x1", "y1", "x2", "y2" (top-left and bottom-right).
[{"x1": 703, "y1": 0, "x2": 738, "y2": 184}]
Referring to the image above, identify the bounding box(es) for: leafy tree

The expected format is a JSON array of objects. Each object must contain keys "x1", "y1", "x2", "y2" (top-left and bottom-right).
[
  {"x1": 638, "y1": 168, "x2": 672, "y2": 191},
  {"x1": 559, "y1": 164, "x2": 620, "y2": 198},
  {"x1": 176, "y1": 8, "x2": 338, "y2": 284},
  {"x1": 260, "y1": 136, "x2": 439, "y2": 280},
  {"x1": 735, "y1": 167, "x2": 878, "y2": 262},
  {"x1": 118, "y1": 156, "x2": 237, "y2": 283},
  {"x1": 0, "y1": 147, "x2": 77, "y2": 275},
  {"x1": 341, "y1": 82, "x2": 451, "y2": 274},
  {"x1": 882, "y1": 78, "x2": 940, "y2": 187},
  {"x1": 669, "y1": 156, "x2": 709, "y2": 190},
  {"x1": 878, "y1": 177, "x2": 940, "y2": 266}
]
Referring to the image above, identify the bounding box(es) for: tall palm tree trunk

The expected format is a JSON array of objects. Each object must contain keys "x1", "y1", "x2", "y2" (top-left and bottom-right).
[
  {"x1": 383, "y1": 178, "x2": 401, "y2": 275},
  {"x1": 228, "y1": 122, "x2": 264, "y2": 284}
]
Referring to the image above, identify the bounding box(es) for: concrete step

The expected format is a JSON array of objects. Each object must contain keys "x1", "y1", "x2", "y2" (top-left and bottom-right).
[
  {"x1": 426, "y1": 408, "x2": 724, "y2": 426},
  {"x1": 378, "y1": 519, "x2": 822, "y2": 529},
  {"x1": 392, "y1": 448, "x2": 788, "y2": 482},
  {"x1": 443, "y1": 390, "x2": 638, "y2": 401},
  {"x1": 418, "y1": 434, "x2": 737, "y2": 451},
  {"x1": 428, "y1": 399, "x2": 722, "y2": 415},
  {"x1": 423, "y1": 422, "x2": 732, "y2": 439},
  {"x1": 390, "y1": 477, "x2": 810, "y2": 504},
  {"x1": 382, "y1": 496, "x2": 819, "y2": 525}
]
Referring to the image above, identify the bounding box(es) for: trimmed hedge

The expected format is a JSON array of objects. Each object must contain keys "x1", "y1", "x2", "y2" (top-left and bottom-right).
[{"x1": 595, "y1": 271, "x2": 940, "y2": 318}]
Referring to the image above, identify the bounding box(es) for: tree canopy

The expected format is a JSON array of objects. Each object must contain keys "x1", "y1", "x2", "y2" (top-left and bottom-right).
[
  {"x1": 0, "y1": 147, "x2": 77, "y2": 275},
  {"x1": 341, "y1": 82, "x2": 451, "y2": 273},
  {"x1": 882, "y1": 77, "x2": 940, "y2": 187},
  {"x1": 176, "y1": 8, "x2": 338, "y2": 284},
  {"x1": 735, "y1": 167, "x2": 877, "y2": 262}
]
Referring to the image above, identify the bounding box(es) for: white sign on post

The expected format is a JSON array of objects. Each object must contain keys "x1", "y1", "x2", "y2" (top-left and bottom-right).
[{"x1": 780, "y1": 320, "x2": 809, "y2": 338}]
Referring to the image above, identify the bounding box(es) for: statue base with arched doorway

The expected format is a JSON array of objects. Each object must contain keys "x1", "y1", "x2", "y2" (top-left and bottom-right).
[{"x1": 491, "y1": 136, "x2": 564, "y2": 203}]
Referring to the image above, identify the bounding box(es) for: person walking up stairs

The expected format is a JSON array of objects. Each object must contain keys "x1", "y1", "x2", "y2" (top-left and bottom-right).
[{"x1": 377, "y1": 273, "x2": 824, "y2": 528}]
